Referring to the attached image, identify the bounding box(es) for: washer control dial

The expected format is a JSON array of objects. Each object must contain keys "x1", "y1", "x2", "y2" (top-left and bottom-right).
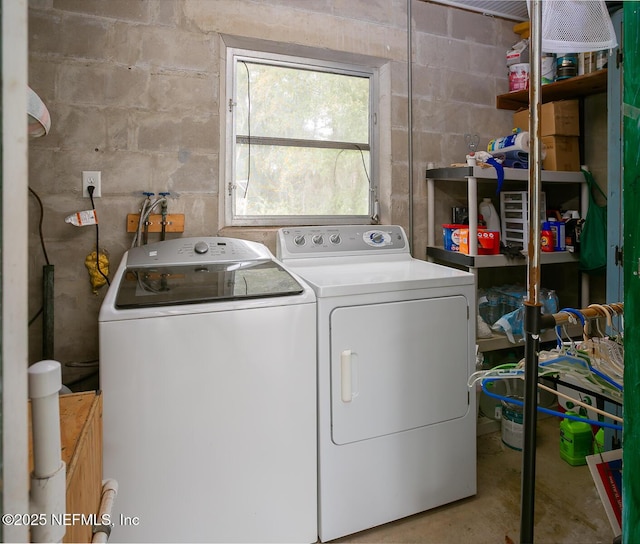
[
  {"x1": 363, "y1": 230, "x2": 391, "y2": 247},
  {"x1": 312, "y1": 234, "x2": 324, "y2": 245},
  {"x1": 329, "y1": 234, "x2": 341, "y2": 245},
  {"x1": 294, "y1": 235, "x2": 306, "y2": 246},
  {"x1": 193, "y1": 241, "x2": 209, "y2": 254}
]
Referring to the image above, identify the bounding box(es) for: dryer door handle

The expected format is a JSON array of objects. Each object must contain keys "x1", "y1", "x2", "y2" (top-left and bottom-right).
[{"x1": 341, "y1": 350, "x2": 352, "y2": 403}]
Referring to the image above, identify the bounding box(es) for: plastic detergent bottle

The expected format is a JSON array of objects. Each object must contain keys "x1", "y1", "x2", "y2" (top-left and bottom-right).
[
  {"x1": 479, "y1": 198, "x2": 500, "y2": 232},
  {"x1": 541, "y1": 223, "x2": 554, "y2": 252},
  {"x1": 559, "y1": 412, "x2": 593, "y2": 466}
]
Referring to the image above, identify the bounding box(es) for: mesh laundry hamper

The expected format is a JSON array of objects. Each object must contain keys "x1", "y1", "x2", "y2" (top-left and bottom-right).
[{"x1": 528, "y1": 0, "x2": 617, "y2": 54}]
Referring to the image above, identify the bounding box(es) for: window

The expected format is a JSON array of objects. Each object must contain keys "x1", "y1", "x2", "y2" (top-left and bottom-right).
[{"x1": 225, "y1": 47, "x2": 378, "y2": 226}]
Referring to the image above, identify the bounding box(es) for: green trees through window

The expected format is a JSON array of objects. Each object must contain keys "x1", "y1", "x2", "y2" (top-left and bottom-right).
[{"x1": 228, "y1": 52, "x2": 376, "y2": 224}]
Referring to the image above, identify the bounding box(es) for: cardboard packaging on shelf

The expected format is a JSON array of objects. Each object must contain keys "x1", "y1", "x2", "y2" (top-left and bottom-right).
[{"x1": 513, "y1": 99, "x2": 580, "y2": 136}]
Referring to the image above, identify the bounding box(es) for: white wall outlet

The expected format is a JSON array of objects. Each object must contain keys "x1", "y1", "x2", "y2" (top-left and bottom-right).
[{"x1": 82, "y1": 171, "x2": 101, "y2": 198}]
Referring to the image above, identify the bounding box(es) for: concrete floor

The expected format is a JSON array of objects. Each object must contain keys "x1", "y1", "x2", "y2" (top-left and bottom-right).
[{"x1": 336, "y1": 416, "x2": 615, "y2": 544}]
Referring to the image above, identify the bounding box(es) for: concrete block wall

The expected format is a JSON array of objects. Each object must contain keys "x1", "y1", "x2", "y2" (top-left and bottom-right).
[{"x1": 27, "y1": 0, "x2": 516, "y2": 384}]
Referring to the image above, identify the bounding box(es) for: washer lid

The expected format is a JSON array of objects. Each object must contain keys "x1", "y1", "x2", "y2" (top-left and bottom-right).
[
  {"x1": 285, "y1": 258, "x2": 474, "y2": 297},
  {"x1": 115, "y1": 260, "x2": 305, "y2": 309}
]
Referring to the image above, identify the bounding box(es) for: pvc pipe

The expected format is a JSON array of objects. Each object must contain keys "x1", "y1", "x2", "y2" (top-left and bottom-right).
[
  {"x1": 28, "y1": 360, "x2": 62, "y2": 477},
  {"x1": 92, "y1": 479, "x2": 119, "y2": 544},
  {"x1": 31, "y1": 465, "x2": 66, "y2": 543},
  {"x1": 28, "y1": 360, "x2": 66, "y2": 543}
]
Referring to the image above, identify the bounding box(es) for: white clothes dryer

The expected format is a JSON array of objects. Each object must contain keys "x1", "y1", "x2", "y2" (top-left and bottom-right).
[
  {"x1": 99, "y1": 237, "x2": 317, "y2": 543},
  {"x1": 277, "y1": 225, "x2": 477, "y2": 542}
]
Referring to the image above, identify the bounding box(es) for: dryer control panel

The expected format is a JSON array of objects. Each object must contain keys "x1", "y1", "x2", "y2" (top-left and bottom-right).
[{"x1": 277, "y1": 225, "x2": 409, "y2": 259}]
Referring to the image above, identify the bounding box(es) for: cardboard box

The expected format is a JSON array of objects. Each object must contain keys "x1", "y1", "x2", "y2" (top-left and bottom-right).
[
  {"x1": 542, "y1": 135, "x2": 580, "y2": 171},
  {"x1": 513, "y1": 99, "x2": 580, "y2": 136}
]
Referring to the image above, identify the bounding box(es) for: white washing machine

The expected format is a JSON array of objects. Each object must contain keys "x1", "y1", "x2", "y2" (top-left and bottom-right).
[
  {"x1": 277, "y1": 225, "x2": 477, "y2": 542},
  {"x1": 99, "y1": 237, "x2": 317, "y2": 543}
]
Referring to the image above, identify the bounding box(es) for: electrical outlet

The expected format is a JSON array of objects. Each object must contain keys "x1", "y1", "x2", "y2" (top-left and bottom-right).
[{"x1": 82, "y1": 171, "x2": 102, "y2": 198}]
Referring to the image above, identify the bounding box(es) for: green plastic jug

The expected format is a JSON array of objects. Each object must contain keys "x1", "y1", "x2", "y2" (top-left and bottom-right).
[{"x1": 560, "y1": 411, "x2": 593, "y2": 466}]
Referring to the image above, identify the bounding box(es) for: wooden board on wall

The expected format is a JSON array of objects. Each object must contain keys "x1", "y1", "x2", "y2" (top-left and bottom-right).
[{"x1": 126, "y1": 213, "x2": 185, "y2": 233}]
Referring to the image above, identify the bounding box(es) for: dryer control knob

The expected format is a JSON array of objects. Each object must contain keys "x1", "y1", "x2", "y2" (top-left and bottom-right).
[
  {"x1": 312, "y1": 234, "x2": 324, "y2": 245},
  {"x1": 194, "y1": 241, "x2": 209, "y2": 254},
  {"x1": 370, "y1": 232, "x2": 385, "y2": 244},
  {"x1": 294, "y1": 235, "x2": 306, "y2": 246}
]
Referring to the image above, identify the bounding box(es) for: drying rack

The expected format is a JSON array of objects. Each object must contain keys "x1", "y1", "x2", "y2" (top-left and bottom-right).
[
  {"x1": 520, "y1": 301, "x2": 624, "y2": 540},
  {"x1": 542, "y1": 302, "x2": 624, "y2": 330}
]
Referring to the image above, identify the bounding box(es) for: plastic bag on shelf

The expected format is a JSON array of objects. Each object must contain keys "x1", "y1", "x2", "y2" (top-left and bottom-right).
[{"x1": 479, "y1": 285, "x2": 558, "y2": 343}]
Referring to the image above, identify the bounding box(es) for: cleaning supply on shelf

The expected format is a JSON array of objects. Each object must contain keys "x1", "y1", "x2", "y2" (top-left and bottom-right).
[
  {"x1": 541, "y1": 223, "x2": 554, "y2": 252},
  {"x1": 65, "y1": 209, "x2": 98, "y2": 227},
  {"x1": 548, "y1": 220, "x2": 566, "y2": 251},
  {"x1": 479, "y1": 198, "x2": 500, "y2": 232},
  {"x1": 488, "y1": 131, "x2": 531, "y2": 155},
  {"x1": 442, "y1": 224, "x2": 467, "y2": 252},
  {"x1": 560, "y1": 411, "x2": 593, "y2": 466}
]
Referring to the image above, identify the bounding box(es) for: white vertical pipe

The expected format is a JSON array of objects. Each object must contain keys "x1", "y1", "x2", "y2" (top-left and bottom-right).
[
  {"x1": 467, "y1": 174, "x2": 478, "y2": 256},
  {"x1": 29, "y1": 361, "x2": 62, "y2": 476},
  {"x1": 29, "y1": 360, "x2": 66, "y2": 544}
]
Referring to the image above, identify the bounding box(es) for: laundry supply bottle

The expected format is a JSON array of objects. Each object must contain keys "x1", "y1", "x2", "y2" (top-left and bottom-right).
[
  {"x1": 479, "y1": 198, "x2": 500, "y2": 232},
  {"x1": 559, "y1": 411, "x2": 593, "y2": 466},
  {"x1": 541, "y1": 222, "x2": 554, "y2": 252}
]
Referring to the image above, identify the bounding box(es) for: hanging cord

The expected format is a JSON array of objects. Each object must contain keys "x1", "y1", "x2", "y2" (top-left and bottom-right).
[
  {"x1": 335, "y1": 145, "x2": 376, "y2": 221},
  {"x1": 28, "y1": 187, "x2": 50, "y2": 266},
  {"x1": 88, "y1": 186, "x2": 110, "y2": 287},
  {"x1": 28, "y1": 187, "x2": 51, "y2": 326},
  {"x1": 240, "y1": 60, "x2": 251, "y2": 198}
]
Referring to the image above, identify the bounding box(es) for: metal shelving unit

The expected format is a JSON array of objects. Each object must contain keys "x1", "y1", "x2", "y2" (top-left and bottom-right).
[{"x1": 425, "y1": 165, "x2": 588, "y2": 353}]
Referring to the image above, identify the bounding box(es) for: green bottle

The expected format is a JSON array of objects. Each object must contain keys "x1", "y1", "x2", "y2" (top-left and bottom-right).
[{"x1": 560, "y1": 411, "x2": 593, "y2": 466}]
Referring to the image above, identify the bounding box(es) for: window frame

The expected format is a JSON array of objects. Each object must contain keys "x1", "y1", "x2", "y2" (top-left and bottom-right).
[{"x1": 223, "y1": 46, "x2": 379, "y2": 227}]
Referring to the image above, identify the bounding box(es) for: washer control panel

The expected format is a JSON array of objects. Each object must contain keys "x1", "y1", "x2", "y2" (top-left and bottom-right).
[
  {"x1": 126, "y1": 236, "x2": 273, "y2": 267},
  {"x1": 277, "y1": 225, "x2": 409, "y2": 259}
]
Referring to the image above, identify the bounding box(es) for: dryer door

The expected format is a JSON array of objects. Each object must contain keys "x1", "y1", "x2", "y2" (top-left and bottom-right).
[{"x1": 330, "y1": 295, "x2": 470, "y2": 445}]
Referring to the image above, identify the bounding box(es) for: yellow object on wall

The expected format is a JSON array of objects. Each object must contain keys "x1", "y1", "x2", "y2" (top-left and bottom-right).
[
  {"x1": 85, "y1": 251, "x2": 109, "y2": 294},
  {"x1": 513, "y1": 21, "x2": 530, "y2": 39}
]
